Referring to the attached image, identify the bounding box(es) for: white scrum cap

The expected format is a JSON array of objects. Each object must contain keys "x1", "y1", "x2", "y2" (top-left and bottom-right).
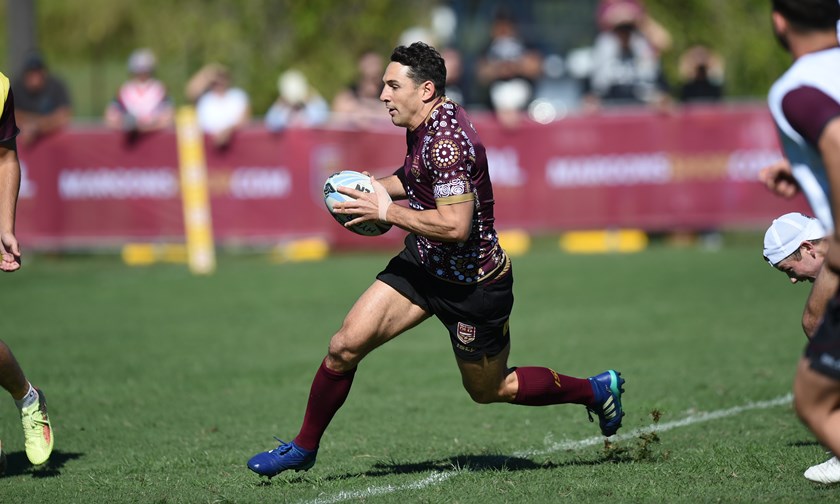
[{"x1": 763, "y1": 212, "x2": 827, "y2": 266}]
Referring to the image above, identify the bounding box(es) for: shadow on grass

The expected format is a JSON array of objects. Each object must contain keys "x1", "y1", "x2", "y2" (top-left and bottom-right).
[
  {"x1": 267, "y1": 451, "x2": 636, "y2": 484},
  {"x1": 1, "y1": 450, "x2": 83, "y2": 478},
  {"x1": 357, "y1": 452, "x2": 633, "y2": 477},
  {"x1": 254, "y1": 435, "x2": 664, "y2": 484},
  {"x1": 788, "y1": 440, "x2": 822, "y2": 448}
]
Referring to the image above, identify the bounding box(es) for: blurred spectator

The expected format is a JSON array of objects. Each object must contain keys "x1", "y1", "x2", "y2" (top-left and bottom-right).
[
  {"x1": 584, "y1": 0, "x2": 670, "y2": 110},
  {"x1": 331, "y1": 51, "x2": 388, "y2": 128},
  {"x1": 104, "y1": 48, "x2": 174, "y2": 136},
  {"x1": 678, "y1": 45, "x2": 725, "y2": 103},
  {"x1": 596, "y1": 0, "x2": 672, "y2": 54},
  {"x1": 186, "y1": 63, "x2": 251, "y2": 149},
  {"x1": 441, "y1": 47, "x2": 465, "y2": 105},
  {"x1": 476, "y1": 10, "x2": 543, "y2": 128},
  {"x1": 12, "y1": 54, "x2": 72, "y2": 146},
  {"x1": 265, "y1": 69, "x2": 329, "y2": 132}
]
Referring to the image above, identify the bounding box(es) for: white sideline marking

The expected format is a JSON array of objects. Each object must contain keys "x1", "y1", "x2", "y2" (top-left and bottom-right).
[
  {"x1": 301, "y1": 471, "x2": 458, "y2": 504},
  {"x1": 514, "y1": 393, "x2": 793, "y2": 458},
  {"x1": 299, "y1": 394, "x2": 792, "y2": 504}
]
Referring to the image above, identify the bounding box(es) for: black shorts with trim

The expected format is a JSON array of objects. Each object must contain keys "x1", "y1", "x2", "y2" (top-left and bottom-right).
[
  {"x1": 806, "y1": 294, "x2": 840, "y2": 381},
  {"x1": 376, "y1": 235, "x2": 513, "y2": 361}
]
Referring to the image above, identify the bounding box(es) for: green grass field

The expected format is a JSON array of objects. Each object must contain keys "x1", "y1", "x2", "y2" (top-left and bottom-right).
[{"x1": 0, "y1": 236, "x2": 834, "y2": 503}]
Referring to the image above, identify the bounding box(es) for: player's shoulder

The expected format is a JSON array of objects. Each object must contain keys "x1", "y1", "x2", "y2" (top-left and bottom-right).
[
  {"x1": 771, "y1": 48, "x2": 840, "y2": 100},
  {"x1": 427, "y1": 98, "x2": 469, "y2": 134}
]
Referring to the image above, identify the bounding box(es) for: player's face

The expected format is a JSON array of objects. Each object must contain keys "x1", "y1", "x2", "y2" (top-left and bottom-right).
[
  {"x1": 776, "y1": 250, "x2": 822, "y2": 284},
  {"x1": 380, "y1": 62, "x2": 427, "y2": 131}
]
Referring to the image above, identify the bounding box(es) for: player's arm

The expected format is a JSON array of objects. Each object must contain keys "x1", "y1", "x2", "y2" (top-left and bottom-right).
[
  {"x1": 0, "y1": 140, "x2": 21, "y2": 271},
  {"x1": 803, "y1": 264, "x2": 839, "y2": 338},
  {"x1": 384, "y1": 198, "x2": 473, "y2": 242},
  {"x1": 823, "y1": 118, "x2": 840, "y2": 273},
  {"x1": 758, "y1": 158, "x2": 800, "y2": 199},
  {"x1": 335, "y1": 179, "x2": 473, "y2": 242},
  {"x1": 371, "y1": 174, "x2": 407, "y2": 200}
]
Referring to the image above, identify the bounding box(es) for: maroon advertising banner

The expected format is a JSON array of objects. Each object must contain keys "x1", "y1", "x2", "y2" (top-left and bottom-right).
[{"x1": 14, "y1": 104, "x2": 809, "y2": 250}]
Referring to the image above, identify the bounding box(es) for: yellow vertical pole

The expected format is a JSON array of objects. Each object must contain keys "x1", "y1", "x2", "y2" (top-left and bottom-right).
[{"x1": 175, "y1": 106, "x2": 216, "y2": 274}]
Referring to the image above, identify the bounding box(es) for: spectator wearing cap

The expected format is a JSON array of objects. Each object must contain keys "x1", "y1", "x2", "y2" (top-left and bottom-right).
[
  {"x1": 12, "y1": 54, "x2": 72, "y2": 146},
  {"x1": 264, "y1": 69, "x2": 329, "y2": 132},
  {"x1": 104, "y1": 48, "x2": 174, "y2": 136},
  {"x1": 584, "y1": 0, "x2": 671, "y2": 110}
]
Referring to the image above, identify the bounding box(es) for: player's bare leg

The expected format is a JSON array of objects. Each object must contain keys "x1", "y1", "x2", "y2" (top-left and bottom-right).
[
  {"x1": 456, "y1": 344, "x2": 517, "y2": 403},
  {"x1": 325, "y1": 280, "x2": 430, "y2": 373},
  {"x1": 0, "y1": 340, "x2": 53, "y2": 466},
  {"x1": 794, "y1": 358, "x2": 840, "y2": 458},
  {"x1": 0, "y1": 340, "x2": 29, "y2": 400},
  {"x1": 248, "y1": 281, "x2": 430, "y2": 478},
  {"x1": 456, "y1": 344, "x2": 625, "y2": 436}
]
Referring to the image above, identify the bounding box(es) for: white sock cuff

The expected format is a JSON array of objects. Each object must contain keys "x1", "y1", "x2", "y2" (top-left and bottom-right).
[{"x1": 14, "y1": 383, "x2": 36, "y2": 410}]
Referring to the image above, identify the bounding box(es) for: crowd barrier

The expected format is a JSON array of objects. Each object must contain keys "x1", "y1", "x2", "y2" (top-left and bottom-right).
[{"x1": 14, "y1": 104, "x2": 809, "y2": 250}]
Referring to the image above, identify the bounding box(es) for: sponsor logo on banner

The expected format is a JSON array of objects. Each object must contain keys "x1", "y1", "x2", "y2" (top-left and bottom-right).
[
  {"x1": 456, "y1": 322, "x2": 476, "y2": 345},
  {"x1": 58, "y1": 167, "x2": 178, "y2": 199},
  {"x1": 486, "y1": 147, "x2": 526, "y2": 187},
  {"x1": 727, "y1": 149, "x2": 783, "y2": 181},
  {"x1": 228, "y1": 167, "x2": 292, "y2": 199},
  {"x1": 545, "y1": 153, "x2": 670, "y2": 187}
]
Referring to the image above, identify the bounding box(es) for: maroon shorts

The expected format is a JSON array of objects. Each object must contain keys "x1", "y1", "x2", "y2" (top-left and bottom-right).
[{"x1": 376, "y1": 236, "x2": 512, "y2": 361}]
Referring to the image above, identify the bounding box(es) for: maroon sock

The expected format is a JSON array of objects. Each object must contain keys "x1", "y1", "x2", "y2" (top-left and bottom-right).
[
  {"x1": 511, "y1": 367, "x2": 594, "y2": 406},
  {"x1": 293, "y1": 360, "x2": 356, "y2": 451}
]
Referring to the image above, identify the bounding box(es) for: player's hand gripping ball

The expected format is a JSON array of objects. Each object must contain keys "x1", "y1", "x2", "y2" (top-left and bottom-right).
[{"x1": 323, "y1": 170, "x2": 393, "y2": 236}]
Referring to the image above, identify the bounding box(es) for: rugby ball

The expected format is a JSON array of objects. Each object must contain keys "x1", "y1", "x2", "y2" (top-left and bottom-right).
[{"x1": 323, "y1": 171, "x2": 392, "y2": 236}]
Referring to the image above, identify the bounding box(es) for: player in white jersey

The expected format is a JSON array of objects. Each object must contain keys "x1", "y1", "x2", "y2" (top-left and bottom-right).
[{"x1": 765, "y1": 0, "x2": 840, "y2": 485}]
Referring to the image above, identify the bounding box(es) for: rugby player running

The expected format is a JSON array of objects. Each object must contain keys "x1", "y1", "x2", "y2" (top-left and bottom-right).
[{"x1": 247, "y1": 42, "x2": 625, "y2": 477}]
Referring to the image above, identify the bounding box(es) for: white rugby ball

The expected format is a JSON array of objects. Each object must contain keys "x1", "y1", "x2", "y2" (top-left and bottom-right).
[{"x1": 323, "y1": 170, "x2": 392, "y2": 236}]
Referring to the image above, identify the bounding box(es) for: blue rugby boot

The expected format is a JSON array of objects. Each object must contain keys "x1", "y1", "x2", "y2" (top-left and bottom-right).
[
  {"x1": 586, "y1": 370, "x2": 625, "y2": 437},
  {"x1": 247, "y1": 438, "x2": 317, "y2": 478}
]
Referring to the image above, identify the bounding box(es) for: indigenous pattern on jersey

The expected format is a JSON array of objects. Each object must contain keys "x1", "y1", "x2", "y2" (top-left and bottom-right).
[
  {"x1": 394, "y1": 97, "x2": 506, "y2": 284},
  {"x1": 0, "y1": 72, "x2": 19, "y2": 143},
  {"x1": 768, "y1": 47, "x2": 840, "y2": 231}
]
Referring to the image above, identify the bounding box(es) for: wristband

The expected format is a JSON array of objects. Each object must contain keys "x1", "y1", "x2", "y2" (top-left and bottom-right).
[{"x1": 371, "y1": 177, "x2": 393, "y2": 223}]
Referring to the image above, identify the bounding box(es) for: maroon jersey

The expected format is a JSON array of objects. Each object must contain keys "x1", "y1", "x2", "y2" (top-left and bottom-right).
[
  {"x1": 0, "y1": 72, "x2": 20, "y2": 143},
  {"x1": 395, "y1": 97, "x2": 506, "y2": 284}
]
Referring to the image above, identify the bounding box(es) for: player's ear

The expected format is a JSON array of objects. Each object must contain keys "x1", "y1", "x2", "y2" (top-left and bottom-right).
[
  {"x1": 420, "y1": 80, "x2": 436, "y2": 101},
  {"x1": 771, "y1": 12, "x2": 787, "y2": 37}
]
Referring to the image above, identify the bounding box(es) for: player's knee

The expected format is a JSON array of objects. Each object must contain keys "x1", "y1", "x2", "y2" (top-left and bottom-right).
[
  {"x1": 793, "y1": 365, "x2": 824, "y2": 428},
  {"x1": 326, "y1": 331, "x2": 363, "y2": 369},
  {"x1": 464, "y1": 384, "x2": 504, "y2": 404}
]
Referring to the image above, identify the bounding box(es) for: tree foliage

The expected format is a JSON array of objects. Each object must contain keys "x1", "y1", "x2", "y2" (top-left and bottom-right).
[
  {"x1": 6, "y1": 0, "x2": 425, "y2": 116},
  {"x1": 645, "y1": 0, "x2": 791, "y2": 99},
  {"x1": 1, "y1": 0, "x2": 796, "y2": 117}
]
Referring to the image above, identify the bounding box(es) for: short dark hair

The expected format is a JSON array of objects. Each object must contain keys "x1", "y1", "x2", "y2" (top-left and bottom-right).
[
  {"x1": 389, "y1": 42, "x2": 446, "y2": 98},
  {"x1": 768, "y1": 237, "x2": 825, "y2": 265},
  {"x1": 772, "y1": 0, "x2": 840, "y2": 31}
]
